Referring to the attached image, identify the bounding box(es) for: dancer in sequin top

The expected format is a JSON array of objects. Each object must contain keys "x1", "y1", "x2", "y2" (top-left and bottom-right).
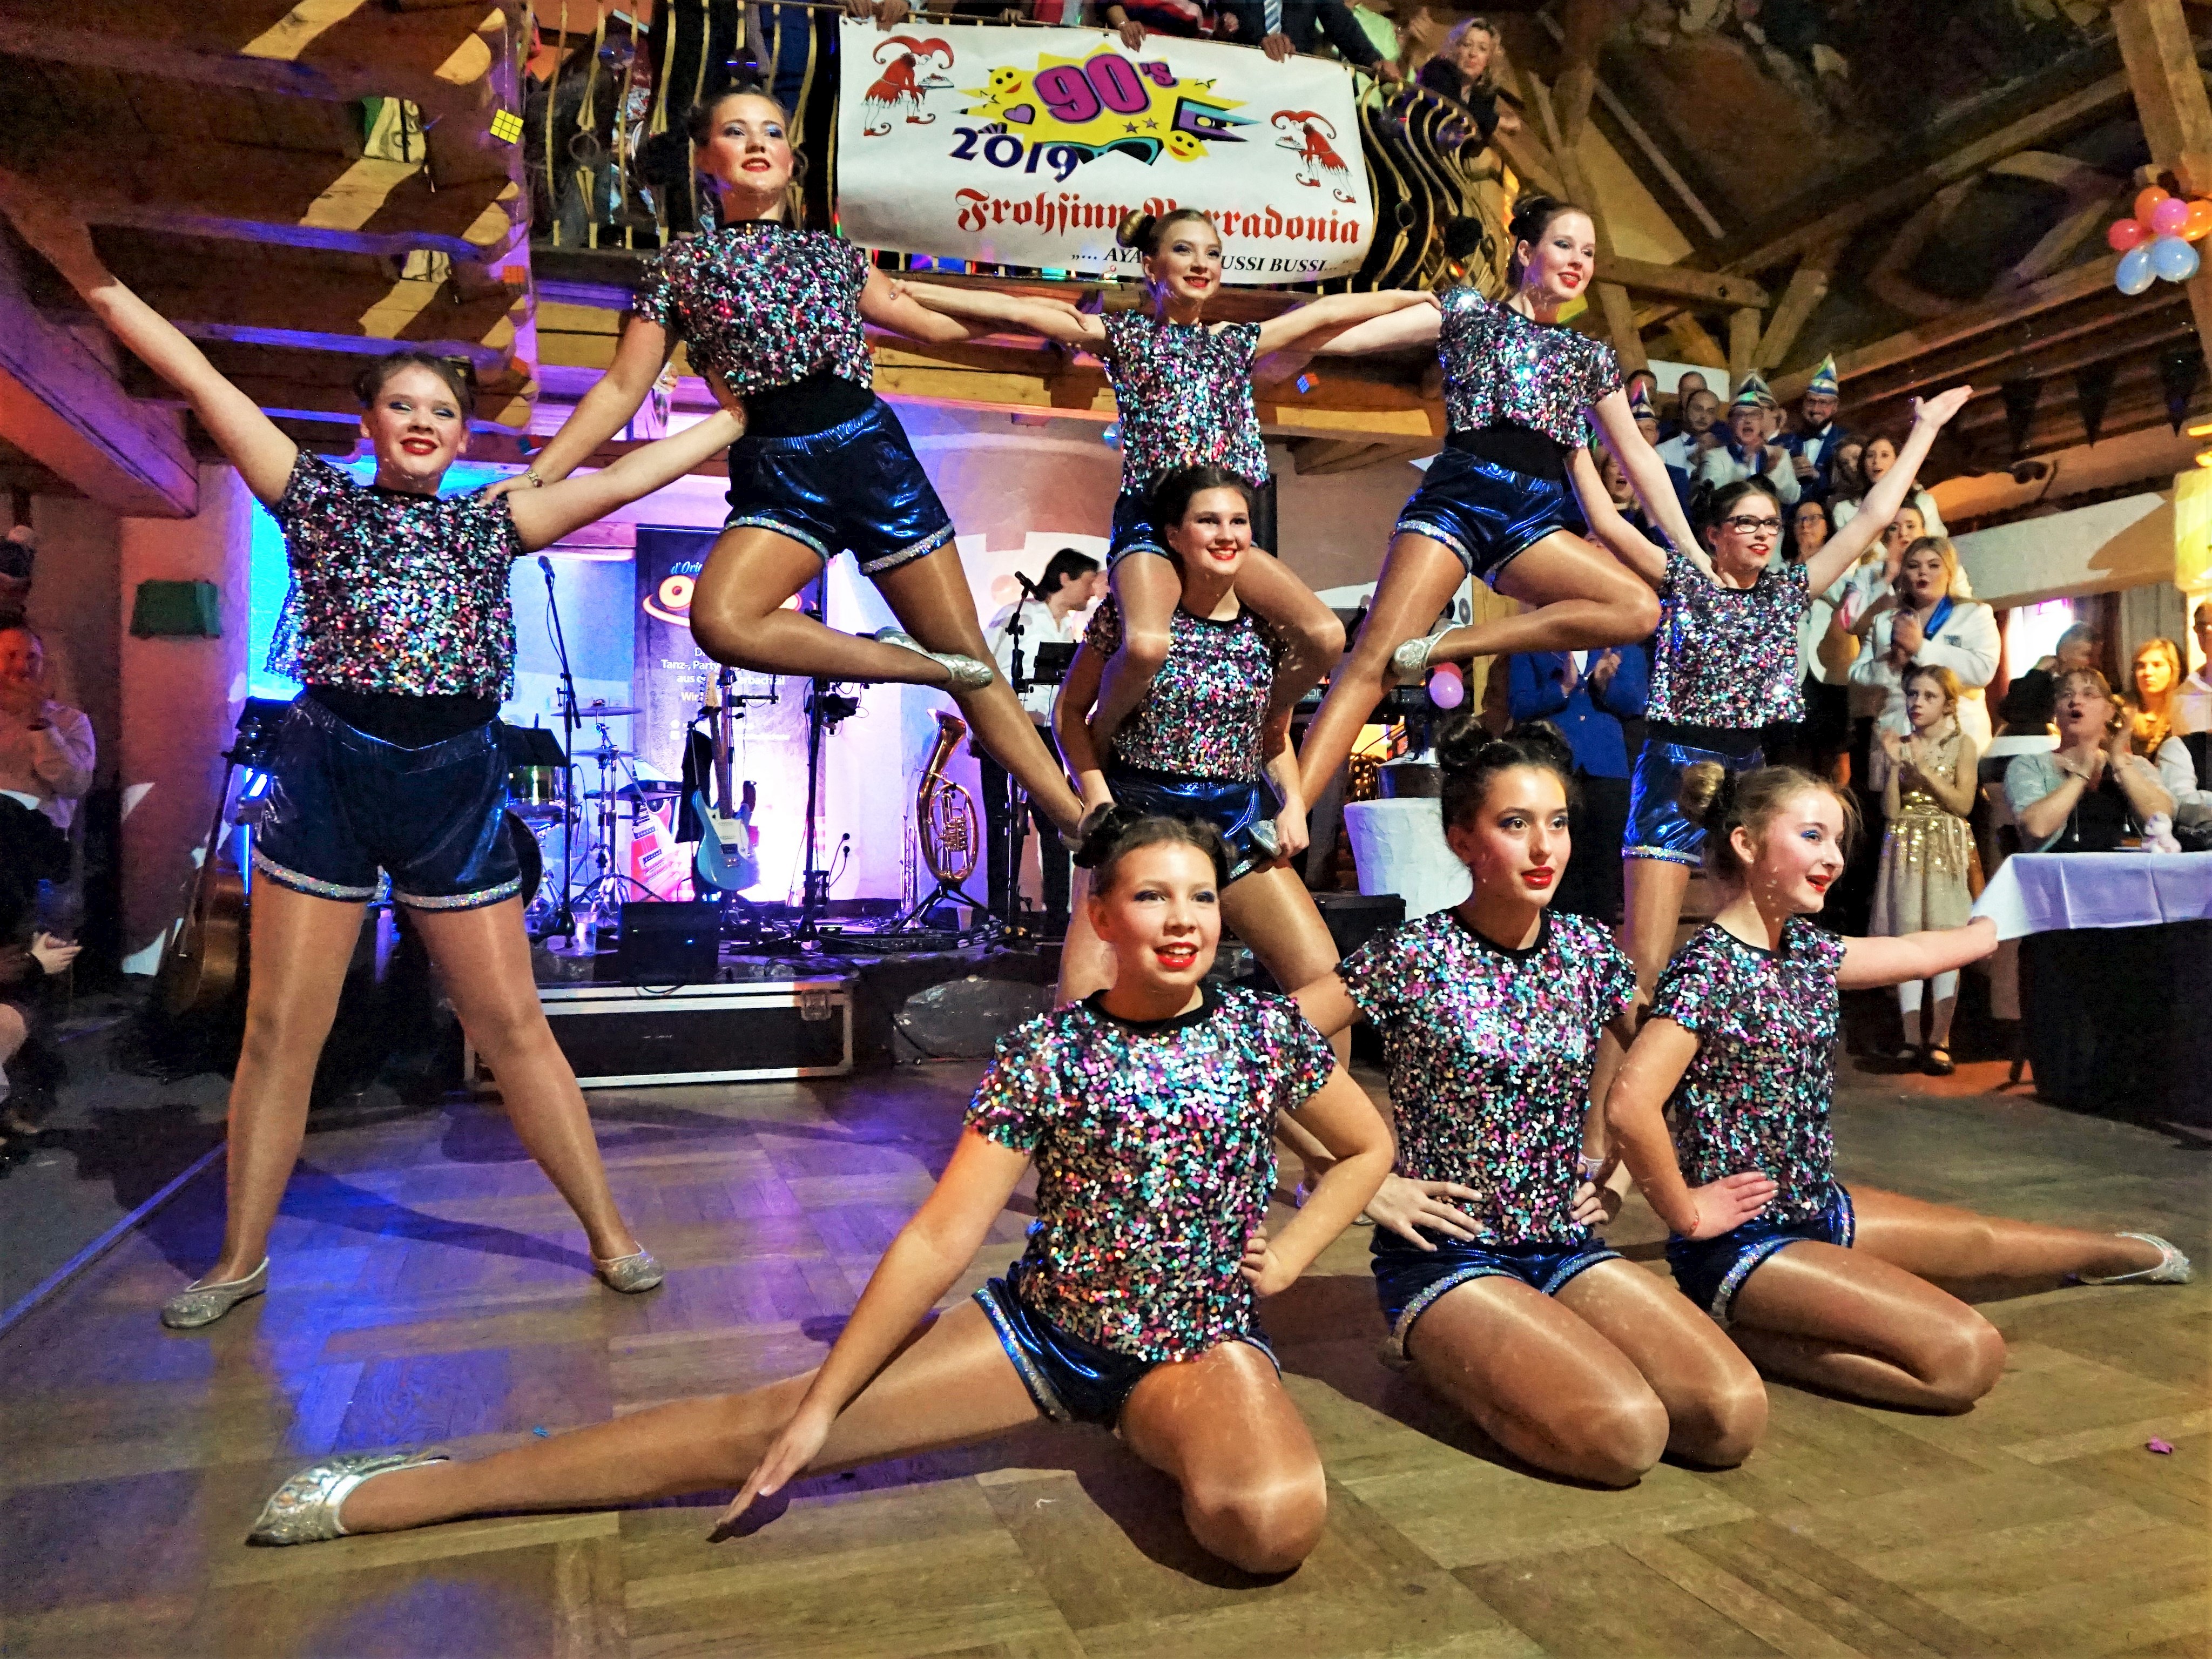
[
  {"x1": 245, "y1": 817, "x2": 1393, "y2": 1575},
  {"x1": 1053, "y1": 469, "x2": 1348, "y2": 1033},
  {"x1": 511, "y1": 85, "x2": 1083, "y2": 835},
  {"x1": 0, "y1": 169, "x2": 763, "y2": 1330},
  {"x1": 905, "y1": 210, "x2": 1433, "y2": 755},
  {"x1": 1604, "y1": 762, "x2": 2189, "y2": 1412},
  {"x1": 1570, "y1": 383, "x2": 1973, "y2": 1014},
  {"x1": 1294, "y1": 722, "x2": 1767, "y2": 1485},
  {"x1": 1294, "y1": 196, "x2": 1689, "y2": 807}
]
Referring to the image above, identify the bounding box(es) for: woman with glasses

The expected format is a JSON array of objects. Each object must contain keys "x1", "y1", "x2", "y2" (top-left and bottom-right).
[{"x1": 1568, "y1": 388, "x2": 1972, "y2": 1001}]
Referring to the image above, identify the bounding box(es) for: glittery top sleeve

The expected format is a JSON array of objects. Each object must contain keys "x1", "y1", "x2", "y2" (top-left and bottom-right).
[
  {"x1": 630, "y1": 224, "x2": 873, "y2": 396},
  {"x1": 1084, "y1": 598, "x2": 1282, "y2": 781},
  {"x1": 265, "y1": 453, "x2": 522, "y2": 698},
  {"x1": 1645, "y1": 550, "x2": 1809, "y2": 729},
  {"x1": 1098, "y1": 312, "x2": 1269, "y2": 491},
  {"x1": 1652, "y1": 919, "x2": 1847, "y2": 1223},
  {"x1": 963, "y1": 986, "x2": 1331, "y2": 1363},
  {"x1": 1438, "y1": 286, "x2": 1622, "y2": 450},
  {"x1": 1339, "y1": 911, "x2": 1634, "y2": 1243}
]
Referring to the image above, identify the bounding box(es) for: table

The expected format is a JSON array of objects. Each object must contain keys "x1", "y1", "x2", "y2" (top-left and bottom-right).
[
  {"x1": 1341, "y1": 797, "x2": 1469, "y2": 920},
  {"x1": 1971, "y1": 852, "x2": 2212, "y2": 1119}
]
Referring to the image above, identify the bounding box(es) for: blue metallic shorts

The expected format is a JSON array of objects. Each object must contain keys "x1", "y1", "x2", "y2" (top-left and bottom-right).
[
  {"x1": 1107, "y1": 487, "x2": 1168, "y2": 568},
  {"x1": 975, "y1": 1269, "x2": 1277, "y2": 1426},
  {"x1": 1371, "y1": 1229, "x2": 1620, "y2": 1367},
  {"x1": 724, "y1": 397, "x2": 955, "y2": 577},
  {"x1": 1105, "y1": 765, "x2": 1277, "y2": 883},
  {"x1": 1394, "y1": 447, "x2": 1588, "y2": 585},
  {"x1": 1668, "y1": 1183, "x2": 1856, "y2": 1326},
  {"x1": 1624, "y1": 727, "x2": 1765, "y2": 866},
  {"x1": 253, "y1": 697, "x2": 521, "y2": 911}
]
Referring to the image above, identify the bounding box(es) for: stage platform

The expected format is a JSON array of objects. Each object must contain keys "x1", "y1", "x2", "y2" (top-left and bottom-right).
[{"x1": 2, "y1": 1057, "x2": 2204, "y2": 1658}]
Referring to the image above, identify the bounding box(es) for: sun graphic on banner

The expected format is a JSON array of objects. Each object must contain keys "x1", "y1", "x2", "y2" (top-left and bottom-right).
[{"x1": 963, "y1": 49, "x2": 1250, "y2": 165}]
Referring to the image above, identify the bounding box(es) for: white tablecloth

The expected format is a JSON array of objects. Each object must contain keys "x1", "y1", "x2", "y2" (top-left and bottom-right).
[
  {"x1": 1342, "y1": 797, "x2": 1469, "y2": 920},
  {"x1": 1971, "y1": 851, "x2": 2212, "y2": 941}
]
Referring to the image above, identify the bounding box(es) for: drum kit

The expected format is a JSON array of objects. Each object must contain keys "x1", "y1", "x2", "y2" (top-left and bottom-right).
[{"x1": 503, "y1": 702, "x2": 693, "y2": 932}]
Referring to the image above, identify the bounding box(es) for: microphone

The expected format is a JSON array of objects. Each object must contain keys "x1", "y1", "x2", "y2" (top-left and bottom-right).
[
  {"x1": 1013, "y1": 571, "x2": 1043, "y2": 599},
  {"x1": 538, "y1": 554, "x2": 555, "y2": 581}
]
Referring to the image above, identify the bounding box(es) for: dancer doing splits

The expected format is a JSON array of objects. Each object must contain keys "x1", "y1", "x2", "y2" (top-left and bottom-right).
[
  {"x1": 508, "y1": 85, "x2": 1082, "y2": 830},
  {"x1": 1293, "y1": 723, "x2": 1766, "y2": 1485},
  {"x1": 1572, "y1": 386, "x2": 1973, "y2": 1000},
  {"x1": 1604, "y1": 764, "x2": 2190, "y2": 1411},
  {"x1": 1294, "y1": 197, "x2": 1687, "y2": 802},
  {"x1": 902, "y1": 209, "x2": 1434, "y2": 747},
  {"x1": 249, "y1": 817, "x2": 1394, "y2": 1573},
  {"x1": 0, "y1": 173, "x2": 756, "y2": 1328},
  {"x1": 1053, "y1": 468, "x2": 1340, "y2": 1010}
]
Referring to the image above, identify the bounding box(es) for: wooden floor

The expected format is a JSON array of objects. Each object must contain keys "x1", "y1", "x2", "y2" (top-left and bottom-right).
[{"x1": 3, "y1": 1054, "x2": 2205, "y2": 1659}]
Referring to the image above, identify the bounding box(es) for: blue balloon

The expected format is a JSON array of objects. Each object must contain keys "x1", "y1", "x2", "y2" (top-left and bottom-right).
[
  {"x1": 2152, "y1": 234, "x2": 2201, "y2": 283},
  {"x1": 2116, "y1": 243, "x2": 2156, "y2": 294}
]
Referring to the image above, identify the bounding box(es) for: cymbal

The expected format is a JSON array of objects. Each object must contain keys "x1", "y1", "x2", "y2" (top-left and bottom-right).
[{"x1": 572, "y1": 702, "x2": 643, "y2": 717}]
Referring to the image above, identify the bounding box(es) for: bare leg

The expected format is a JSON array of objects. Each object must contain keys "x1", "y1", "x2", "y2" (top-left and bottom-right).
[
  {"x1": 687, "y1": 526, "x2": 968, "y2": 686},
  {"x1": 876, "y1": 547, "x2": 1087, "y2": 832},
  {"x1": 408, "y1": 900, "x2": 640, "y2": 1263},
  {"x1": 1297, "y1": 532, "x2": 1467, "y2": 803},
  {"x1": 339, "y1": 1298, "x2": 1041, "y2": 1534},
  {"x1": 1849, "y1": 1185, "x2": 2166, "y2": 1283},
  {"x1": 1091, "y1": 550, "x2": 1179, "y2": 753},
  {"x1": 201, "y1": 883, "x2": 367, "y2": 1284},
  {"x1": 1055, "y1": 865, "x2": 1113, "y2": 1008},
  {"x1": 1419, "y1": 531, "x2": 1662, "y2": 664},
  {"x1": 1555, "y1": 1259, "x2": 1767, "y2": 1467},
  {"x1": 1119, "y1": 1340, "x2": 1328, "y2": 1575},
  {"x1": 1402, "y1": 1274, "x2": 1671, "y2": 1486},
  {"x1": 1223, "y1": 865, "x2": 1349, "y2": 1063},
  {"x1": 1620, "y1": 855, "x2": 1691, "y2": 1003},
  {"x1": 0, "y1": 1001, "x2": 32, "y2": 1136},
  {"x1": 1234, "y1": 547, "x2": 1346, "y2": 721},
  {"x1": 1726, "y1": 1242, "x2": 2007, "y2": 1412}
]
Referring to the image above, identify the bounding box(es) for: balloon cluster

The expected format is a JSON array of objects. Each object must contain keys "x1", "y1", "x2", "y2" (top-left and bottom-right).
[{"x1": 2108, "y1": 186, "x2": 2211, "y2": 295}]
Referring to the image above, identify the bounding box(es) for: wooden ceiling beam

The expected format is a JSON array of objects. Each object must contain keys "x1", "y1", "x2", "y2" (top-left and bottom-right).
[
  {"x1": 0, "y1": 2, "x2": 516, "y2": 119},
  {"x1": 0, "y1": 238, "x2": 195, "y2": 518},
  {"x1": 1593, "y1": 257, "x2": 1768, "y2": 310},
  {"x1": 1528, "y1": 74, "x2": 1648, "y2": 373},
  {"x1": 1750, "y1": 237, "x2": 1845, "y2": 374},
  {"x1": 1839, "y1": 293, "x2": 2190, "y2": 415},
  {"x1": 2, "y1": 140, "x2": 522, "y2": 264},
  {"x1": 1850, "y1": 317, "x2": 2201, "y2": 437}
]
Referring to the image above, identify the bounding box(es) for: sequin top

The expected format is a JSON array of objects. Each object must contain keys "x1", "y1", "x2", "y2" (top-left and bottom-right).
[
  {"x1": 968, "y1": 984, "x2": 1338, "y2": 1360},
  {"x1": 1651, "y1": 919, "x2": 1847, "y2": 1224},
  {"x1": 1099, "y1": 312, "x2": 1269, "y2": 491},
  {"x1": 266, "y1": 454, "x2": 521, "y2": 697},
  {"x1": 630, "y1": 222, "x2": 873, "y2": 396},
  {"x1": 1084, "y1": 597, "x2": 1283, "y2": 781},
  {"x1": 1647, "y1": 550, "x2": 1809, "y2": 728},
  {"x1": 1439, "y1": 286, "x2": 1621, "y2": 449},
  {"x1": 1338, "y1": 909, "x2": 1635, "y2": 1244}
]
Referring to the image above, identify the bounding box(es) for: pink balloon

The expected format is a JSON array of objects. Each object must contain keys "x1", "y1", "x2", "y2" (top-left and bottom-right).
[
  {"x1": 2107, "y1": 217, "x2": 2149, "y2": 252},
  {"x1": 2151, "y1": 196, "x2": 2191, "y2": 238},
  {"x1": 1427, "y1": 664, "x2": 1465, "y2": 710}
]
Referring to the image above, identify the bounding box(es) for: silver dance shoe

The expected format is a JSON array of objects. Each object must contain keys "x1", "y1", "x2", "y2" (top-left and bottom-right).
[
  {"x1": 1244, "y1": 819, "x2": 1282, "y2": 864},
  {"x1": 248, "y1": 1448, "x2": 449, "y2": 1545},
  {"x1": 159, "y1": 1258, "x2": 269, "y2": 1331},
  {"x1": 2077, "y1": 1233, "x2": 2192, "y2": 1285},
  {"x1": 1388, "y1": 629, "x2": 1455, "y2": 687},
  {"x1": 873, "y1": 628, "x2": 995, "y2": 691},
  {"x1": 593, "y1": 1248, "x2": 666, "y2": 1293}
]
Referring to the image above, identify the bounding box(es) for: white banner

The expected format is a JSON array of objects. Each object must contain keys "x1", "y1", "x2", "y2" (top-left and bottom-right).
[{"x1": 835, "y1": 20, "x2": 1374, "y2": 283}]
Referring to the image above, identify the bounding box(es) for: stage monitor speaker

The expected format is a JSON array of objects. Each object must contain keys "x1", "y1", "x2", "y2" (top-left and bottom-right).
[
  {"x1": 1311, "y1": 890, "x2": 1404, "y2": 961},
  {"x1": 614, "y1": 900, "x2": 720, "y2": 984}
]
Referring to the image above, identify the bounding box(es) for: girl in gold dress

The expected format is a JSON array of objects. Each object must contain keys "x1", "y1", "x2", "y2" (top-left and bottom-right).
[{"x1": 1871, "y1": 664, "x2": 1979, "y2": 1074}]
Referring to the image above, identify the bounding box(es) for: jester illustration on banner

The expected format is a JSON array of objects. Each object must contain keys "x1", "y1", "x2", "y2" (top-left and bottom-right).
[{"x1": 835, "y1": 20, "x2": 1373, "y2": 281}]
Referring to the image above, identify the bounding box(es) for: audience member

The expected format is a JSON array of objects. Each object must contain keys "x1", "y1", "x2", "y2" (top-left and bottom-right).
[
  {"x1": 1832, "y1": 430, "x2": 1944, "y2": 538},
  {"x1": 1413, "y1": 15, "x2": 1520, "y2": 141},
  {"x1": 2174, "y1": 599, "x2": 2210, "y2": 736},
  {"x1": 1872, "y1": 664, "x2": 1979, "y2": 1074},
  {"x1": 981, "y1": 548, "x2": 1104, "y2": 932},
  {"x1": 1782, "y1": 497, "x2": 1852, "y2": 779},
  {"x1": 1846, "y1": 536, "x2": 1998, "y2": 748},
  {"x1": 1691, "y1": 374, "x2": 1798, "y2": 504},
  {"x1": 2005, "y1": 667, "x2": 2173, "y2": 851},
  {"x1": 0, "y1": 792, "x2": 75, "y2": 1145},
  {"x1": 1998, "y1": 621, "x2": 2099, "y2": 734},
  {"x1": 1506, "y1": 639, "x2": 1648, "y2": 925},
  {"x1": 0, "y1": 526, "x2": 31, "y2": 629},
  {"x1": 1781, "y1": 355, "x2": 1849, "y2": 501},
  {"x1": 0, "y1": 624, "x2": 93, "y2": 833},
  {"x1": 2126, "y1": 635, "x2": 2210, "y2": 821},
  {"x1": 1826, "y1": 436, "x2": 1865, "y2": 507},
  {"x1": 1655, "y1": 385, "x2": 1722, "y2": 472},
  {"x1": 1346, "y1": 0, "x2": 1402, "y2": 73},
  {"x1": 1233, "y1": 0, "x2": 1404, "y2": 76}
]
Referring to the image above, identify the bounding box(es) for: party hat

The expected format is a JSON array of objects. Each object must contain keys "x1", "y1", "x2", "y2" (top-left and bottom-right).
[
  {"x1": 1731, "y1": 370, "x2": 1772, "y2": 410},
  {"x1": 1628, "y1": 381, "x2": 1657, "y2": 420},
  {"x1": 1808, "y1": 354, "x2": 1840, "y2": 397}
]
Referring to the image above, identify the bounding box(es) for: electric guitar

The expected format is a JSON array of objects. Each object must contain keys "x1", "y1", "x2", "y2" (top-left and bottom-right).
[{"x1": 691, "y1": 669, "x2": 760, "y2": 894}]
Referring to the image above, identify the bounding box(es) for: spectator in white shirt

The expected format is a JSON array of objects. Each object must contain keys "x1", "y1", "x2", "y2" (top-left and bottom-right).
[
  {"x1": 1655, "y1": 385, "x2": 1723, "y2": 473},
  {"x1": 1832, "y1": 430, "x2": 1944, "y2": 540},
  {"x1": 1691, "y1": 375, "x2": 1798, "y2": 505},
  {"x1": 2171, "y1": 599, "x2": 2211, "y2": 737},
  {"x1": 1847, "y1": 537, "x2": 1999, "y2": 751},
  {"x1": 0, "y1": 625, "x2": 94, "y2": 833}
]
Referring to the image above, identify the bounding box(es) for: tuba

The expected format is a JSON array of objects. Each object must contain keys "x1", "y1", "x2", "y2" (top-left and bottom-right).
[{"x1": 915, "y1": 710, "x2": 981, "y2": 885}]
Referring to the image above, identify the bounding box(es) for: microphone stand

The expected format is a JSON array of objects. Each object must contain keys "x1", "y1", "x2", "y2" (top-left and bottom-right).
[
  {"x1": 539, "y1": 555, "x2": 581, "y2": 935},
  {"x1": 999, "y1": 573, "x2": 1044, "y2": 938}
]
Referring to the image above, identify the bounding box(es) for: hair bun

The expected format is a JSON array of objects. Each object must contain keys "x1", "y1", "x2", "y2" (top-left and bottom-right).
[
  {"x1": 1071, "y1": 802, "x2": 1145, "y2": 869},
  {"x1": 1116, "y1": 211, "x2": 1156, "y2": 252},
  {"x1": 1675, "y1": 760, "x2": 1731, "y2": 830}
]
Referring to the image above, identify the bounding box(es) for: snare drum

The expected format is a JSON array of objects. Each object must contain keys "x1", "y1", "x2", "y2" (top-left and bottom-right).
[{"x1": 508, "y1": 764, "x2": 565, "y2": 821}]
